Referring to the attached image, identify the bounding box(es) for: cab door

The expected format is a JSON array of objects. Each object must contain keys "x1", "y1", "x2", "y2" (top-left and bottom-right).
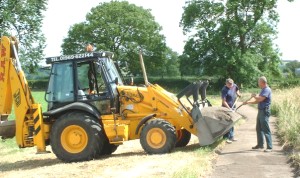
[
  {"x1": 75, "y1": 61, "x2": 113, "y2": 114},
  {"x1": 46, "y1": 62, "x2": 75, "y2": 110}
]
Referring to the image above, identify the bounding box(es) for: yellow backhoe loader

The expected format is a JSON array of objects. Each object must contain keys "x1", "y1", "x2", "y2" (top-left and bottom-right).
[{"x1": 0, "y1": 36, "x2": 241, "y2": 162}]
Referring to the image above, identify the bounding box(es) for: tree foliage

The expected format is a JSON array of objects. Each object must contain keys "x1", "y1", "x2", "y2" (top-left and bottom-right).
[
  {"x1": 284, "y1": 60, "x2": 300, "y2": 76},
  {"x1": 154, "y1": 47, "x2": 180, "y2": 78},
  {"x1": 181, "y1": 0, "x2": 283, "y2": 85},
  {"x1": 0, "y1": 0, "x2": 47, "y2": 72},
  {"x1": 62, "y1": 1, "x2": 168, "y2": 76}
]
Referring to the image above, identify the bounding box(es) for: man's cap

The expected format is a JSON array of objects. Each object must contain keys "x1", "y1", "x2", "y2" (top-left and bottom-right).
[{"x1": 226, "y1": 78, "x2": 234, "y2": 84}]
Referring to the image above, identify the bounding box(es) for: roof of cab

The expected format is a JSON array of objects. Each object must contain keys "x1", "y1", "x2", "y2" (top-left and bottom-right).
[{"x1": 45, "y1": 51, "x2": 114, "y2": 64}]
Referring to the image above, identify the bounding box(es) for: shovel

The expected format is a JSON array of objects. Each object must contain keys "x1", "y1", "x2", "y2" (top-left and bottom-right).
[
  {"x1": 235, "y1": 96, "x2": 254, "y2": 111},
  {"x1": 231, "y1": 96, "x2": 240, "y2": 111}
]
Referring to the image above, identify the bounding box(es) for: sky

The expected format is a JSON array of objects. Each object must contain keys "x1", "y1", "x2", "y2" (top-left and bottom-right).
[{"x1": 42, "y1": 0, "x2": 300, "y2": 61}]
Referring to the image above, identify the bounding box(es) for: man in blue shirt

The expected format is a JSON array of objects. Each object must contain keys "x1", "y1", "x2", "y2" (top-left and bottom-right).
[
  {"x1": 243, "y1": 76, "x2": 272, "y2": 152},
  {"x1": 221, "y1": 78, "x2": 241, "y2": 143}
]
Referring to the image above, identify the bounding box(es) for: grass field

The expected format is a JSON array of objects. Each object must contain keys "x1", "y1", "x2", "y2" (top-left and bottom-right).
[
  {"x1": 271, "y1": 87, "x2": 300, "y2": 170},
  {"x1": 6, "y1": 91, "x2": 46, "y2": 120},
  {"x1": 0, "y1": 91, "x2": 225, "y2": 177}
]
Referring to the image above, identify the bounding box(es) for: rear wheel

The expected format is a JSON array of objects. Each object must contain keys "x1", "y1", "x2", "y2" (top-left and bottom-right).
[
  {"x1": 50, "y1": 112, "x2": 104, "y2": 162},
  {"x1": 140, "y1": 119, "x2": 176, "y2": 154},
  {"x1": 175, "y1": 129, "x2": 191, "y2": 147}
]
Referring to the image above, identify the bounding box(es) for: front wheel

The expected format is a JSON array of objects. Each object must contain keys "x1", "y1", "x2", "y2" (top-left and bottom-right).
[
  {"x1": 50, "y1": 112, "x2": 105, "y2": 162},
  {"x1": 140, "y1": 119, "x2": 176, "y2": 154},
  {"x1": 175, "y1": 129, "x2": 191, "y2": 147}
]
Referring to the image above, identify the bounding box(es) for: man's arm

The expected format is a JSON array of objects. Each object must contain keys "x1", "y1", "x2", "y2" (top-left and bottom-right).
[
  {"x1": 235, "y1": 85, "x2": 241, "y2": 97},
  {"x1": 221, "y1": 88, "x2": 231, "y2": 109},
  {"x1": 237, "y1": 90, "x2": 241, "y2": 97},
  {"x1": 244, "y1": 94, "x2": 266, "y2": 104},
  {"x1": 222, "y1": 98, "x2": 231, "y2": 109}
]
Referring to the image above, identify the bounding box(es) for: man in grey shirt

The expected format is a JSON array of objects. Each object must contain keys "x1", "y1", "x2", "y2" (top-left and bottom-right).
[{"x1": 243, "y1": 76, "x2": 272, "y2": 152}]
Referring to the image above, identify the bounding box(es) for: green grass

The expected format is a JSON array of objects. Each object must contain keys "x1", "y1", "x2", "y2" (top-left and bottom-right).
[
  {"x1": 31, "y1": 91, "x2": 48, "y2": 108},
  {"x1": 172, "y1": 138, "x2": 224, "y2": 178},
  {"x1": 207, "y1": 95, "x2": 221, "y2": 106},
  {"x1": 172, "y1": 149, "x2": 213, "y2": 178},
  {"x1": 8, "y1": 91, "x2": 47, "y2": 121},
  {"x1": 271, "y1": 87, "x2": 300, "y2": 170}
]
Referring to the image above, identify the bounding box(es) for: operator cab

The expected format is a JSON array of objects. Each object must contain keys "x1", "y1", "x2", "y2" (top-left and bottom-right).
[{"x1": 45, "y1": 52, "x2": 123, "y2": 114}]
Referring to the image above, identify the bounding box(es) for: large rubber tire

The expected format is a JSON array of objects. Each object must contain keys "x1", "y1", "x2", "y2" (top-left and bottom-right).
[
  {"x1": 140, "y1": 119, "x2": 176, "y2": 154},
  {"x1": 99, "y1": 138, "x2": 119, "y2": 155},
  {"x1": 50, "y1": 112, "x2": 104, "y2": 162},
  {"x1": 175, "y1": 129, "x2": 191, "y2": 147}
]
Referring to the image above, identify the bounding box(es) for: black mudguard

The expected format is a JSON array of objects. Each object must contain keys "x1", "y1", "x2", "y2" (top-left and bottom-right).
[{"x1": 43, "y1": 102, "x2": 101, "y2": 119}]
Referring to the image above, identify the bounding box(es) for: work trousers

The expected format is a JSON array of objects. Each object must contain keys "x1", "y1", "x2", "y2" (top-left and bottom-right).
[{"x1": 256, "y1": 108, "x2": 272, "y2": 149}]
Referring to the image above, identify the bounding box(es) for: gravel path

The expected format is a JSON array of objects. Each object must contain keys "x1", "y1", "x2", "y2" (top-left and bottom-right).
[{"x1": 210, "y1": 104, "x2": 295, "y2": 178}]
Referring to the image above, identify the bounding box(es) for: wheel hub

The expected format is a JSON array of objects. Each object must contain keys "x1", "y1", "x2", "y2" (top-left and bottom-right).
[
  {"x1": 61, "y1": 125, "x2": 88, "y2": 154},
  {"x1": 146, "y1": 128, "x2": 166, "y2": 149}
]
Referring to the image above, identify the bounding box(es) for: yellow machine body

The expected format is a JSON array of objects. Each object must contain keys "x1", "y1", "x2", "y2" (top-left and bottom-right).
[
  {"x1": 0, "y1": 36, "x2": 240, "y2": 162},
  {"x1": 101, "y1": 84, "x2": 197, "y2": 143}
]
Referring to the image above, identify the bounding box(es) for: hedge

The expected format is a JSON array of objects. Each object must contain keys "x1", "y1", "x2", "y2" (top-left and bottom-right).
[
  {"x1": 27, "y1": 77, "x2": 300, "y2": 93},
  {"x1": 28, "y1": 80, "x2": 48, "y2": 90}
]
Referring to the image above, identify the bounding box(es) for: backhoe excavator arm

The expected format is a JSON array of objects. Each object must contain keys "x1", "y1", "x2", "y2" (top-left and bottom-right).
[{"x1": 0, "y1": 36, "x2": 47, "y2": 152}]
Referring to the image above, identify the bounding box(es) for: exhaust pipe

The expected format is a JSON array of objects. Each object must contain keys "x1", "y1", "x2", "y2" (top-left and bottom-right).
[{"x1": 139, "y1": 50, "x2": 149, "y2": 86}]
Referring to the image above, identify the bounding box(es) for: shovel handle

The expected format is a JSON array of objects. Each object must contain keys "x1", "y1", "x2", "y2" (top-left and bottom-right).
[
  {"x1": 235, "y1": 96, "x2": 254, "y2": 111},
  {"x1": 231, "y1": 96, "x2": 240, "y2": 110}
]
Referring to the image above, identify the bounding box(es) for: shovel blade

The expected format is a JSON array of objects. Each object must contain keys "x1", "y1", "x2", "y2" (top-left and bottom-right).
[{"x1": 193, "y1": 106, "x2": 242, "y2": 146}]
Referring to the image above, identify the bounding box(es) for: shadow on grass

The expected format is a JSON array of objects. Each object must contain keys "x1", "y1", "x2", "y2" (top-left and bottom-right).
[
  {"x1": 105, "y1": 151, "x2": 147, "y2": 158},
  {"x1": 103, "y1": 139, "x2": 224, "y2": 160},
  {"x1": 0, "y1": 158, "x2": 61, "y2": 172},
  {"x1": 174, "y1": 138, "x2": 224, "y2": 153}
]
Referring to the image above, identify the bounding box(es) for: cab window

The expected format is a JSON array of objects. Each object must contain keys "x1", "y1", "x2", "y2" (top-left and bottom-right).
[
  {"x1": 46, "y1": 62, "x2": 74, "y2": 103},
  {"x1": 76, "y1": 61, "x2": 108, "y2": 100}
]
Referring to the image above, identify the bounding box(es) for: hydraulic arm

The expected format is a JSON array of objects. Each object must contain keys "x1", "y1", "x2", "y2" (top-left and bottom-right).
[{"x1": 0, "y1": 36, "x2": 47, "y2": 152}]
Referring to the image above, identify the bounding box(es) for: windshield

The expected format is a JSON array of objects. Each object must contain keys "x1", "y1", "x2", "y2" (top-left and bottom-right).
[{"x1": 100, "y1": 57, "x2": 123, "y2": 85}]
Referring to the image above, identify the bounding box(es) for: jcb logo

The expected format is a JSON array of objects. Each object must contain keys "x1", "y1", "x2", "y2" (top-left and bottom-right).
[{"x1": 14, "y1": 89, "x2": 21, "y2": 107}]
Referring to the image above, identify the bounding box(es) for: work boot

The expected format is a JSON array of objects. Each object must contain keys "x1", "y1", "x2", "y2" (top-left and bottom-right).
[
  {"x1": 231, "y1": 138, "x2": 238, "y2": 142},
  {"x1": 264, "y1": 149, "x2": 272, "y2": 152},
  {"x1": 226, "y1": 139, "x2": 232, "y2": 144},
  {"x1": 252, "y1": 145, "x2": 264, "y2": 149}
]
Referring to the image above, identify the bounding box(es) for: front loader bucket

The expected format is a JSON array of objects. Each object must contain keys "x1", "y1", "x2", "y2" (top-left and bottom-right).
[
  {"x1": 193, "y1": 106, "x2": 242, "y2": 146},
  {"x1": 177, "y1": 80, "x2": 242, "y2": 146},
  {"x1": 0, "y1": 120, "x2": 16, "y2": 139}
]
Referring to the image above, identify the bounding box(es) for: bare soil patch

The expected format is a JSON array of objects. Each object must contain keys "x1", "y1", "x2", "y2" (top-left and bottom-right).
[{"x1": 0, "y1": 136, "x2": 216, "y2": 178}]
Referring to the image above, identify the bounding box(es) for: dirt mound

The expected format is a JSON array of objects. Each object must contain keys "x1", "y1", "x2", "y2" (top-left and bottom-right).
[
  {"x1": 195, "y1": 107, "x2": 242, "y2": 146},
  {"x1": 201, "y1": 107, "x2": 242, "y2": 122}
]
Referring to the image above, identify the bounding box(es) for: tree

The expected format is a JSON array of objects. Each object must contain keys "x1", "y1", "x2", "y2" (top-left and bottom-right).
[
  {"x1": 165, "y1": 50, "x2": 180, "y2": 77},
  {"x1": 285, "y1": 60, "x2": 300, "y2": 76},
  {"x1": 180, "y1": 0, "x2": 285, "y2": 85},
  {"x1": 0, "y1": 0, "x2": 47, "y2": 73},
  {"x1": 62, "y1": 1, "x2": 167, "y2": 76},
  {"x1": 153, "y1": 48, "x2": 180, "y2": 78}
]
